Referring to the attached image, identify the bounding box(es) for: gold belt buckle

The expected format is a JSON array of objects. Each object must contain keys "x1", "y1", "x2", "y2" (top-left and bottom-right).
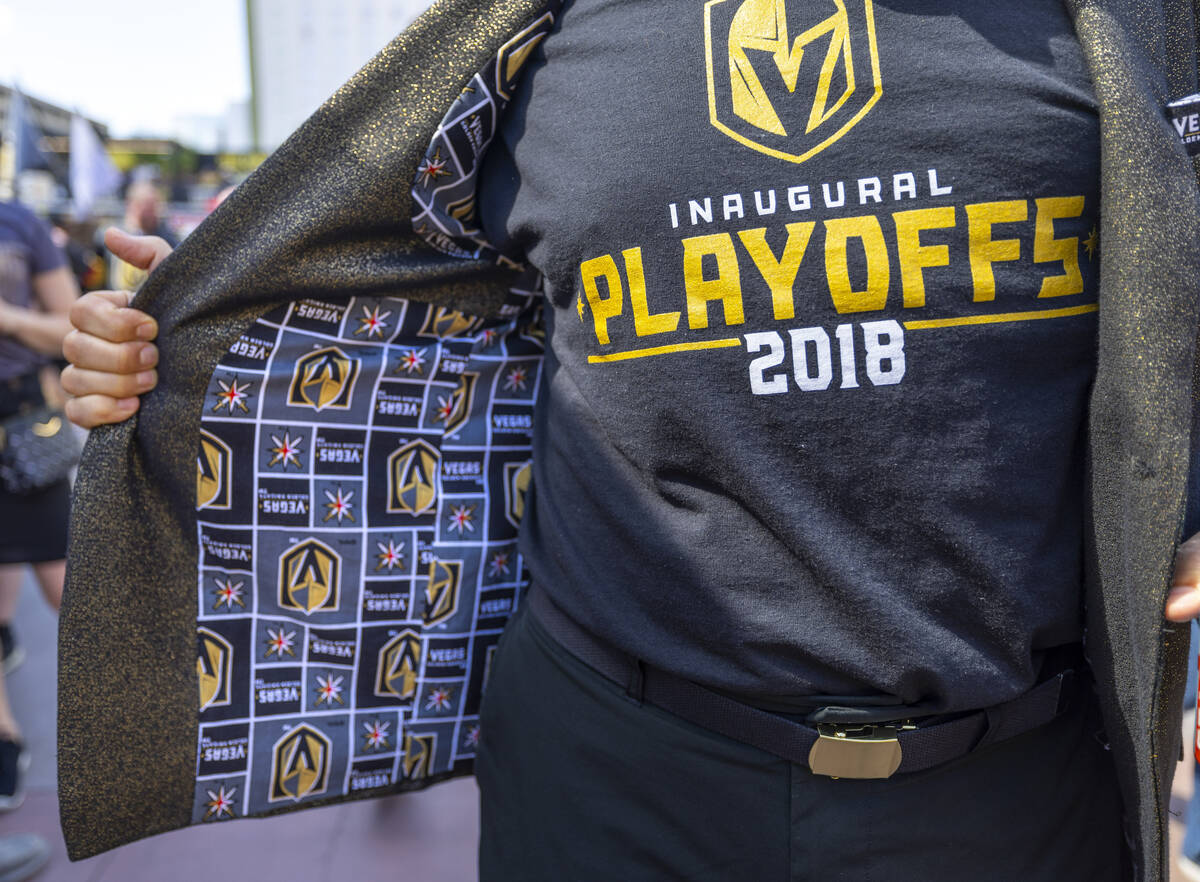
[{"x1": 807, "y1": 723, "x2": 908, "y2": 779}]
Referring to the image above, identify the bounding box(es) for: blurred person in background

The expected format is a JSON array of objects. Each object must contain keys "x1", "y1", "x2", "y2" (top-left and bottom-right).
[
  {"x1": 0, "y1": 197, "x2": 78, "y2": 810},
  {"x1": 108, "y1": 180, "x2": 177, "y2": 293}
]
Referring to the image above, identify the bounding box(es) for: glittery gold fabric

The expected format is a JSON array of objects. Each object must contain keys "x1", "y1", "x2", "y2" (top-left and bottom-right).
[
  {"x1": 1066, "y1": 2, "x2": 1200, "y2": 879},
  {"x1": 57, "y1": 0, "x2": 1200, "y2": 876},
  {"x1": 57, "y1": 0, "x2": 553, "y2": 860}
]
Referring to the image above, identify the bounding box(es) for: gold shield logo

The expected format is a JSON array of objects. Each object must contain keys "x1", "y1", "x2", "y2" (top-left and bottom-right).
[
  {"x1": 440, "y1": 373, "x2": 477, "y2": 437},
  {"x1": 197, "y1": 627, "x2": 233, "y2": 712},
  {"x1": 424, "y1": 559, "x2": 461, "y2": 627},
  {"x1": 420, "y1": 307, "x2": 481, "y2": 340},
  {"x1": 705, "y1": 0, "x2": 882, "y2": 164},
  {"x1": 503, "y1": 461, "x2": 532, "y2": 530},
  {"x1": 387, "y1": 439, "x2": 440, "y2": 516},
  {"x1": 278, "y1": 539, "x2": 340, "y2": 615},
  {"x1": 269, "y1": 724, "x2": 332, "y2": 803},
  {"x1": 287, "y1": 347, "x2": 361, "y2": 411},
  {"x1": 375, "y1": 629, "x2": 422, "y2": 701},
  {"x1": 197, "y1": 430, "x2": 232, "y2": 511},
  {"x1": 400, "y1": 733, "x2": 435, "y2": 781}
]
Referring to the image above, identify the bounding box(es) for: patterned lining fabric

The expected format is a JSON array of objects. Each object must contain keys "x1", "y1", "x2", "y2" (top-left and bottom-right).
[{"x1": 189, "y1": 9, "x2": 557, "y2": 825}]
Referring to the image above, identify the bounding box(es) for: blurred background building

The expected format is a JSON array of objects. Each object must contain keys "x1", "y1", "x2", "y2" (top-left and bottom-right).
[
  {"x1": 247, "y1": 0, "x2": 431, "y2": 151},
  {"x1": 0, "y1": 0, "x2": 435, "y2": 281}
]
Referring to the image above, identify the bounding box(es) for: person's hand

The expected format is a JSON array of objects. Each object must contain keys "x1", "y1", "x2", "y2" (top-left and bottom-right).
[
  {"x1": 1164, "y1": 531, "x2": 1200, "y2": 621},
  {"x1": 61, "y1": 229, "x2": 171, "y2": 428}
]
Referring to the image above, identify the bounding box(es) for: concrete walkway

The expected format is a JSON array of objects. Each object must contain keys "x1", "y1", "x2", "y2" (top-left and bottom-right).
[{"x1": 0, "y1": 570, "x2": 481, "y2": 882}]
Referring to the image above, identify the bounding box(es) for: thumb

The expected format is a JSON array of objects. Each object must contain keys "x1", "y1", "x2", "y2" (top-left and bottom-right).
[{"x1": 104, "y1": 227, "x2": 173, "y2": 272}]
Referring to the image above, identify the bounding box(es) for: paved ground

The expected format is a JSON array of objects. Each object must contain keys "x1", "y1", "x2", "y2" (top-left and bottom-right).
[
  {"x1": 0, "y1": 570, "x2": 481, "y2": 882},
  {"x1": 0, "y1": 565, "x2": 1196, "y2": 881}
]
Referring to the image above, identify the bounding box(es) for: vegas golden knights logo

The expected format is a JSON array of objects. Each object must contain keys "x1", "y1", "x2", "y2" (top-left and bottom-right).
[
  {"x1": 424, "y1": 559, "x2": 461, "y2": 627},
  {"x1": 704, "y1": 0, "x2": 882, "y2": 164},
  {"x1": 503, "y1": 460, "x2": 532, "y2": 530},
  {"x1": 197, "y1": 627, "x2": 233, "y2": 712},
  {"x1": 420, "y1": 306, "x2": 482, "y2": 340},
  {"x1": 269, "y1": 724, "x2": 332, "y2": 803},
  {"x1": 400, "y1": 733, "x2": 435, "y2": 781},
  {"x1": 495, "y1": 12, "x2": 554, "y2": 100},
  {"x1": 278, "y1": 539, "x2": 340, "y2": 615},
  {"x1": 197, "y1": 430, "x2": 232, "y2": 511},
  {"x1": 387, "y1": 439, "x2": 440, "y2": 516},
  {"x1": 441, "y1": 373, "x2": 477, "y2": 437},
  {"x1": 375, "y1": 629, "x2": 422, "y2": 701},
  {"x1": 288, "y1": 346, "x2": 361, "y2": 411}
]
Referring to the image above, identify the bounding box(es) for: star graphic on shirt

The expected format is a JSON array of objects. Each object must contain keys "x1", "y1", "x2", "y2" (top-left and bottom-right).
[
  {"x1": 487, "y1": 551, "x2": 510, "y2": 578},
  {"x1": 363, "y1": 719, "x2": 391, "y2": 751},
  {"x1": 1083, "y1": 227, "x2": 1099, "y2": 260},
  {"x1": 393, "y1": 347, "x2": 428, "y2": 376},
  {"x1": 267, "y1": 431, "x2": 304, "y2": 470},
  {"x1": 447, "y1": 504, "x2": 476, "y2": 534},
  {"x1": 375, "y1": 538, "x2": 405, "y2": 572},
  {"x1": 323, "y1": 487, "x2": 356, "y2": 523},
  {"x1": 264, "y1": 626, "x2": 297, "y2": 658},
  {"x1": 212, "y1": 577, "x2": 245, "y2": 610},
  {"x1": 417, "y1": 147, "x2": 450, "y2": 186},
  {"x1": 425, "y1": 687, "x2": 454, "y2": 712},
  {"x1": 477, "y1": 328, "x2": 498, "y2": 348},
  {"x1": 503, "y1": 366, "x2": 528, "y2": 392},
  {"x1": 204, "y1": 784, "x2": 237, "y2": 821},
  {"x1": 464, "y1": 725, "x2": 481, "y2": 749},
  {"x1": 212, "y1": 377, "x2": 251, "y2": 413},
  {"x1": 435, "y1": 394, "x2": 456, "y2": 423},
  {"x1": 315, "y1": 673, "x2": 345, "y2": 706},
  {"x1": 354, "y1": 304, "x2": 392, "y2": 338}
]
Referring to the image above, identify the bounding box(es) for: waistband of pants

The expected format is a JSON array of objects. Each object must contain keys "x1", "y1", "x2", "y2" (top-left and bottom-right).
[{"x1": 525, "y1": 584, "x2": 1081, "y2": 779}]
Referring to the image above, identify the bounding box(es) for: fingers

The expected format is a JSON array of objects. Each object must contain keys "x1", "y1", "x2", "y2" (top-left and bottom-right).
[
  {"x1": 1164, "y1": 532, "x2": 1200, "y2": 621},
  {"x1": 63, "y1": 328, "x2": 157, "y2": 376},
  {"x1": 63, "y1": 394, "x2": 140, "y2": 430},
  {"x1": 103, "y1": 228, "x2": 174, "y2": 272},
  {"x1": 69, "y1": 290, "x2": 157, "y2": 344},
  {"x1": 61, "y1": 364, "x2": 156, "y2": 399},
  {"x1": 62, "y1": 288, "x2": 159, "y2": 429}
]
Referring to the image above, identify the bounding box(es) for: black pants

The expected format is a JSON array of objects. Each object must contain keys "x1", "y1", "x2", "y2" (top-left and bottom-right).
[{"x1": 477, "y1": 603, "x2": 1126, "y2": 881}]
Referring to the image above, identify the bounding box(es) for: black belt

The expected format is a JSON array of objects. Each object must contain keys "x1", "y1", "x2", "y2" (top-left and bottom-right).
[{"x1": 527, "y1": 587, "x2": 1080, "y2": 780}]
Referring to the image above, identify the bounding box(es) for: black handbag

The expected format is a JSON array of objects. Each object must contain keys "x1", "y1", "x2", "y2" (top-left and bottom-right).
[{"x1": 0, "y1": 406, "x2": 81, "y2": 494}]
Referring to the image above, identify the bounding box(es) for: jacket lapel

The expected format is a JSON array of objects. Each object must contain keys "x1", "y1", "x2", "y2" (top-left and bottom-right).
[{"x1": 1065, "y1": 1, "x2": 1200, "y2": 878}]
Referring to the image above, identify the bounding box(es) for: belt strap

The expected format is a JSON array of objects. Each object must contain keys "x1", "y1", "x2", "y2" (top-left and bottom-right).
[{"x1": 527, "y1": 587, "x2": 1079, "y2": 778}]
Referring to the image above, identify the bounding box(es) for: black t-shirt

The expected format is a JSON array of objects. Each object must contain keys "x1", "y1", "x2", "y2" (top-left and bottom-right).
[{"x1": 480, "y1": 0, "x2": 1101, "y2": 715}]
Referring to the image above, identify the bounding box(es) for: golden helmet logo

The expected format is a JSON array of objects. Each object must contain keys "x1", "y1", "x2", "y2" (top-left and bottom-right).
[
  {"x1": 197, "y1": 627, "x2": 233, "y2": 712},
  {"x1": 288, "y1": 346, "x2": 361, "y2": 411},
  {"x1": 278, "y1": 539, "x2": 341, "y2": 615},
  {"x1": 375, "y1": 629, "x2": 422, "y2": 701},
  {"x1": 420, "y1": 307, "x2": 481, "y2": 340},
  {"x1": 495, "y1": 12, "x2": 555, "y2": 101},
  {"x1": 704, "y1": 0, "x2": 882, "y2": 164},
  {"x1": 197, "y1": 430, "x2": 232, "y2": 511},
  {"x1": 269, "y1": 724, "x2": 332, "y2": 803},
  {"x1": 503, "y1": 460, "x2": 533, "y2": 530},
  {"x1": 387, "y1": 439, "x2": 441, "y2": 516},
  {"x1": 424, "y1": 559, "x2": 461, "y2": 627},
  {"x1": 400, "y1": 733, "x2": 435, "y2": 781},
  {"x1": 440, "y1": 373, "x2": 477, "y2": 437}
]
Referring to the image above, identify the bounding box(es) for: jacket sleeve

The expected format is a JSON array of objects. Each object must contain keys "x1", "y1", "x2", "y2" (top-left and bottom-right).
[{"x1": 58, "y1": 0, "x2": 560, "y2": 859}]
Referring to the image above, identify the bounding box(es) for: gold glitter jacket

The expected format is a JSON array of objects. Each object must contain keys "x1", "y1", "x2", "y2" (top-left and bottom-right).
[{"x1": 57, "y1": 0, "x2": 1200, "y2": 878}]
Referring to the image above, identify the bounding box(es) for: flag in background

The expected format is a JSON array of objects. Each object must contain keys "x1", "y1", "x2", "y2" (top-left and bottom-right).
[
  {"x1": 7, "y1": 86, "x2": 50, "y2": 175},
  {"x1": 70, "y1": 113, "x2": 121, "y2": 219}
]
